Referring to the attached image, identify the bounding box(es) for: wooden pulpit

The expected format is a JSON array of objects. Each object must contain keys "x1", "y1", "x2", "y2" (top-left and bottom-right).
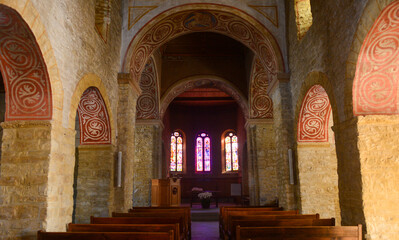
[{"x1": 151, "y1": 178, "x2": 181, "y2": 207}]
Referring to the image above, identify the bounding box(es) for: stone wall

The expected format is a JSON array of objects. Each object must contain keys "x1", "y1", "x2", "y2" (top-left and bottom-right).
[
  {"x1": 133, "y1": 122, "x2": 163, "y2": 207},
  {"x1": 246, "y1": 120, "x2": 278, "y2": 205},
  {"x1": 356, "y1": 115, "x2": 399, "y2": 239},
  {"x1": 0, "y1": 121, "x2": 52, "y2": 239},
  {"x1": 74, "y1": 145, "x2": 114, "y2": 224},
  {"x1": 296, "y1": 137, "x2": 340, "y2": 223},
  {"x1": 270, "y1": 79, "x2": 297, "y2": 210},
  {"x1": 114, "y1": 80, "x2": 140, "y2": 212}
]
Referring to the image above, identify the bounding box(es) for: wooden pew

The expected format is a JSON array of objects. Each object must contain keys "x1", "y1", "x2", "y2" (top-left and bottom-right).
[
  {"x1": 236, "y1": 225, "x2": 363, "y2": 240},
  {"x1": 112, "y1": 212, "x2": 187, "y2": 240},
  {"x1": 219, "y1": 207, "x2": 283, "y2": 237},
  {"x1": 221, "y1": 209, "x2": 299, "y2": 238},
  {"x1": 228, "y1": 218, "x2": 335, "y2": 240},
  {"x1": 91, "y1": 216, "x2": 186, "y2": 240},
  {"x1": 37, "y1": 230, "x2": 174, "y2": 240},
  {"x1": 67, "y1": 223, "x2": 180, "y2": 240},
  {"x1": 129, "y1": 207, "x2": 191, "y2": 239}
]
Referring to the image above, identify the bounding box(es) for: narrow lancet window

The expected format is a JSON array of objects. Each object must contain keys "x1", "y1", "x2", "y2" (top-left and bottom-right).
[
  {"x1": 196, "y1": 132, "x2": 211, "y2": 172},
  {"x1": 223, "y1": 131, "x2": 239, "y2": 172},
  {"x1": 170, "y1": 131, "x2": 183, "y2": 172}
]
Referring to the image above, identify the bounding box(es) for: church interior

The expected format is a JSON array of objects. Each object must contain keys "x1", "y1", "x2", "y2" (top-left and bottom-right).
[{"x1": 0, "y1": 0, "x2": 398, "y2": 239}]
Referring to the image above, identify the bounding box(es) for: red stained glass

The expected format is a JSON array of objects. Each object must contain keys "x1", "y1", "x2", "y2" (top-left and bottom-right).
[{"x1": 170, "y1": 131, "x2": 183, "y2": 172}]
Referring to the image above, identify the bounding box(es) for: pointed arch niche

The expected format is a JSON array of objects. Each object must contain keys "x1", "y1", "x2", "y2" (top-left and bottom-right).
[
  {"x1": 72, "y1": 86, "x2": 114, "y2": 224},
  {"x1": 296, "y1": 82, "x2": 340, "y2": 224}
]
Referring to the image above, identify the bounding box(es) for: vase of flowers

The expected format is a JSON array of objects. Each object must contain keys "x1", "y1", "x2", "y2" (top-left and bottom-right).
[{"x1": 198, "y1": 192, "x2": 212, "y2": 209}]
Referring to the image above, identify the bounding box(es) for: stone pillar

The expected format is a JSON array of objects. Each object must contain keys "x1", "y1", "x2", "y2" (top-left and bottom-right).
[
  {"x1": 333, "y1": 117, "x2": 365, "y2": 230},
  {"x1": 245, "y1": 119, "x2": 277, "y2": 206},
  {"x1": 133, "y1": 120, "x2": 163, "y2": 207},
  {"x1": 74, "y1": 145, "x2": 115, "y2": 223},
  {"x1": 268, "y1": 73, "x2": 296, "y2": 210},
  {"x1": 0, "y1": 121, "x2": 52, "y2": 238},
  {"x1": 113, "y1": 73, "x2": 141, "y2": 212}
]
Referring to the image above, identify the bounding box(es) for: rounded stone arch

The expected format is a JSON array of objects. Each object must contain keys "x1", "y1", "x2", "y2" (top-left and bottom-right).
[
  {"x1": 294, "y1": 71, "x2": 339, "y2": 142},
  {"x1": 346, "y1": 0, "x2": 397, "y2": 118},
  {"x1": 68, "y1": 73, "x2": 115, "y2": 144},
  {"x1": 122, "y1": 4, "x2": 285, "y2": 86},
  {"x1": 160, "y1": 75, "x2": 249, "y2": 119},
  {"x1": 0, "y1": 1, "x2": 63, "y2": 123}
]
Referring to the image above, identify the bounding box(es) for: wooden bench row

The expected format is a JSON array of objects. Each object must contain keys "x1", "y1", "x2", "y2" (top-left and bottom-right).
[
  {"x1": 37, "y1": 206, "x2": 191, "y2": 240},
  {"x1": 219, "y1": 206, "x2": 362, "y2": 240}
]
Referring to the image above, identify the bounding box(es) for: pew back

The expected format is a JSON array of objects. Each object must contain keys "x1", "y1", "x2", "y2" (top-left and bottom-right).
[
  {"x1": 236, "y1": 225, "x2": 362, "y2": 240},
  {"x1": 67, "y1": 223, "x2": 180, "y2": 240},
  {"x1": 37, "y1": 230, "x2": 174, "y2": 240}
]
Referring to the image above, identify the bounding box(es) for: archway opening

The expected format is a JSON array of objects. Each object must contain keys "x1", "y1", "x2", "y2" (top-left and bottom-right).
[
  {"x1": 163, "y1": 86, "x2": 248, "y2": 205},
  {"x1": 296, "y1": 84, "x2": 340, "y2": 223}
]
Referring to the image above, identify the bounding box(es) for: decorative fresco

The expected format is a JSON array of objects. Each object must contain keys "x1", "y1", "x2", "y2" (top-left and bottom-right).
[
  {"x1": 128, "y1": 6, "x2": 158, "y2": 30},
  {"x1": 248, "y1": 5, "x2": 278, "y2": 27},
  {"x1": 250, "y1": 57, "x2": 273, "y2": 118},
  {"x1": 298, "y1": 85, "x2": 331, "y2": 142},
  {"x1": 353, "y1": 1, "x2": 399, "y2": 115},
  {"x1": 77, "y1": 87, "x2": 111, "y2": 145},
  {"x1": 136, "y1": 58, "x2": 159, "y2": 119},
  {"x1": 127, "y1": 8, "x2": 280, "y2": 88},
  {"x1": 0, "y1": 5, "x2": 52, "y2": 120}
]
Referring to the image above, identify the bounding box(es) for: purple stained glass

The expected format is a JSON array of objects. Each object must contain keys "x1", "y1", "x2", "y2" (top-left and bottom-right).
[
  {"x1": 204, "y1": 137, "x2": 211, "y2": 171},
  {"x1": 170, "y1": 136, "x2": 176, "y2": 171},
  {"x1": 196, "y1": 137, "x2": 203, "y2": 171},
  {"x1": 232, "y1": 136, "x2": 238, "y2": 171},
  {"x1": 225, "y1": 136, "x2": 232, "y2": 171},
  {"x1": 177, "y1": 137, "x2": 183, "y2": 171}
]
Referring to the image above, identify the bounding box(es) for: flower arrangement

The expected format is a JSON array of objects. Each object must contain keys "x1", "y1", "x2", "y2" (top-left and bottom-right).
[{"x1": 197, "y1": 191, "x2": 212, "y2": 200}]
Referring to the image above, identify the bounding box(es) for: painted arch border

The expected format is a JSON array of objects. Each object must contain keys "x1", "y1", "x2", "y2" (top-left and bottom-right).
[
  {"x1": 68, "y1": 73, "x2": 116, "y2": 145},
  {"x1": 294, "y1": 71, "x2": 339, "y2": 142},
  {"x1": 122, "y1": 3, "x2": 285, "y2": 81},
  {"x1": 160, "y1": 75, "x2": 249, "y2": 119},
  {"x1": 0, "y1": 0, "x2": 64, "y2": 123},
  {"x1": 345, "y1": 0, "x2": 396, "y2": 119}
]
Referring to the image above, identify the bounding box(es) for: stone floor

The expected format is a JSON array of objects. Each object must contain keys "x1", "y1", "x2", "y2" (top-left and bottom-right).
[{"x1": 191, "y1": 221, "x2": 220, "y2": 240}]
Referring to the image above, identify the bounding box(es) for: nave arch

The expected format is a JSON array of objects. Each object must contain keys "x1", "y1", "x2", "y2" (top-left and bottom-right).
[
  {"x1": 68, "y1": 73, "x2": 115, "y2": 224},
  {"x1": 341, "y1": 0, "x2": 399, "y2": 238},
  {"x1": 295, "y1": 72, "x2": 340, "y2": 225}
]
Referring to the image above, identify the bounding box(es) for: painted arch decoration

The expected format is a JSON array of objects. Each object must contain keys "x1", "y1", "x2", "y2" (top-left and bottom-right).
[
  {"x1": 124, "y1": 5, "x2": 284, "y2": 86},
  {"x1": 298, "y1": 85, "x2": 332, "y2": 142},
  {"x1": 77, "y1": 87, "x2": 111, "y2": 145},
  {"x1": 353, "y1": 1, "x2": 399, "y2": 115},
  {"x1": 250, "y1": 57, "x2": 273, "y2": 118},
  {"x1": 0, "y1": 4, "x2": 52, "y2": 120},
  {"x1": 136, "y1": 58, "x2": 159, "y2": 119}
]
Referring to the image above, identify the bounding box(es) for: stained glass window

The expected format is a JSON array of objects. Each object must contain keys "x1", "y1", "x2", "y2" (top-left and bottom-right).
[
  {"x1": 170, "y1": 131, "x2": 183, "y2": 172},
  {"x1": 196, "y1": 132, "x2": 211, "y2": 172},
  {"x1": 224, "y1": 132, "x2": 239, "y2": 172}
]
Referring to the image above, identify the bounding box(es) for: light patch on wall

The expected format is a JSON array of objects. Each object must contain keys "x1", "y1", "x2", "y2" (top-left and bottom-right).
[
  {"x1": 294, "y1": 0, "x2": 313, "y2": 40},
  {"x1": 248, "y1": 5, "x2": 278, "y2": 27},
  {"x1": 95, "y1": 0, "x2": 111, "y2": 43}
]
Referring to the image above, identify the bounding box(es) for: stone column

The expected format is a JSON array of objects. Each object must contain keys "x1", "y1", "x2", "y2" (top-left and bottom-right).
[
  {"x1": 133, "y1": 120, "x2": 163, "y2": 207},
  {"x1": 245, "y1": 119, "x2": 277, "y2": 206},
  {"x1": 74, "y1": 145, "x2": 115, "y2": 223},
  {"x1": 268, "y1": 73, "x2": 296, "y2": 210},
  {"x1": 0, "y1": 120, "x2": 52, "y2": 238},
  {"x1": 113, "y1": 73, "x2": 141, "y2": 212}
]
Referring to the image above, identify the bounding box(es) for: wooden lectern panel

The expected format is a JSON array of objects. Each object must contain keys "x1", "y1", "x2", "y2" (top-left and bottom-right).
[{"x1": 151, "y1": 179, "x2": 181, "y2": 207}]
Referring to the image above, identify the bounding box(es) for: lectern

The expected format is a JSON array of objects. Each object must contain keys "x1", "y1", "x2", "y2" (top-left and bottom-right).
[{"x1": 151, "y1": 178, "x2": 181, "y2": 207}]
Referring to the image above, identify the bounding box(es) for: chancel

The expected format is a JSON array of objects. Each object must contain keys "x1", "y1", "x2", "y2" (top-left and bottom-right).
[{"x1": 0, "y1": 0, "x2": 398, "y2": 239}]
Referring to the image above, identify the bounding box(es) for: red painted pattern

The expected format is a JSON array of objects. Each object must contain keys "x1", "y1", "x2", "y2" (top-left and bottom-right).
[
  {"x1": 0, "y1": 5, "x2": 52, "y2": 120},
  {"x1": 353, "y1": 1, "x2": 399, "y2": 115},
  {"x1": 77, "y1": 87, "x2": 111, "y2": 145},
  {"x1": 136, "y1": 58, "x2": 159, "y2": 119},
  {"x1": 298, "y1": 85, "x2": 331, "y2": 142},
  {"x1": 250, "y1": 58, "x2": 273, "y2": 118}
]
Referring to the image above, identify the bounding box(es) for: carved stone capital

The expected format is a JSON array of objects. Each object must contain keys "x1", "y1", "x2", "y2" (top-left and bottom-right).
[
  {"x1": 1, "y1": 120, "x2": 51, "y2": 129},
  {"x1": 118, "y1": 72, "x2": 142, "y2": 97},
  {"x1": 267, "y1": 72, "x2": 290, "y2": 96}
]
